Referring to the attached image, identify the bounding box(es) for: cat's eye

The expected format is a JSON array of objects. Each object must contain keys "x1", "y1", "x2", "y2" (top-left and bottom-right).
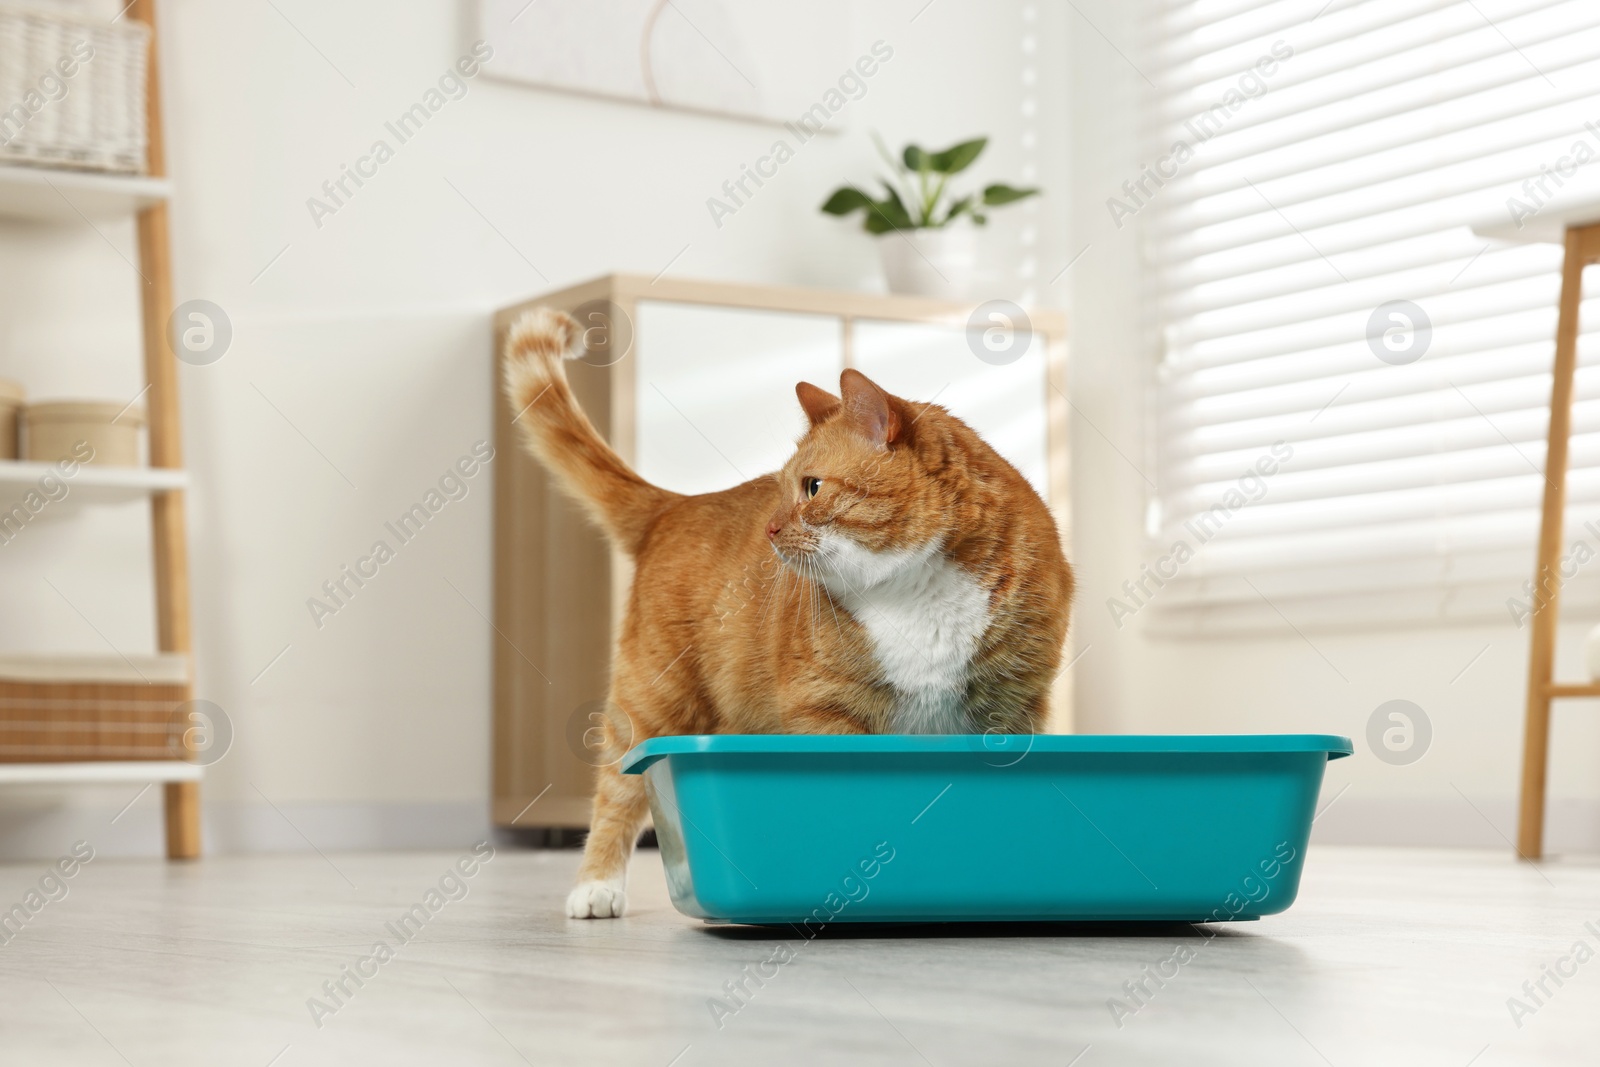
[{"x1": 803, "y1": 477, "x2": 822, "y2": 500}]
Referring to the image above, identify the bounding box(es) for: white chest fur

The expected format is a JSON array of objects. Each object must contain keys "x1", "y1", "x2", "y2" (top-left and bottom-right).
[{"x1": 816, "y1": 537, "x2": 991, "y2": 733}]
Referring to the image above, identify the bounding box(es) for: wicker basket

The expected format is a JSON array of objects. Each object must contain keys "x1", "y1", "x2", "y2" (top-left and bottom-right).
[
  {"x1": 0, "y1": 654, "x2": 191, "y2": 762},
  {"x1": 0, "y1": 5, "x2": 149, "y2": 174}
]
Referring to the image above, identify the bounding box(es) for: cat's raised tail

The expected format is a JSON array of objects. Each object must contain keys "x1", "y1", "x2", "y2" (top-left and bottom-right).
[{"x1": 501, "y1": 308, "x2": 678, "y2": 555}]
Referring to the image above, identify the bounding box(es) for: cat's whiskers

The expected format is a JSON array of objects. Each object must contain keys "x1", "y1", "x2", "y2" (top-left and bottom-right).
[
  {"x1": 810, "y1": 540, "x2": 852, "y2": 644},
  {"x1": 817, "y1": 561, "x2": 847, "y2": 641},
  {"x1": 803, "y1": 557, "x2": 816, "y2": 642},
  {"x1": 812, "y1": 561, "x2": 828, "y2": 641},
  {"x1": 781, "y1": 557, "x2": 799, "y2": 613},
  {"x1": 807, "y1": 557, "x2": 822, "y2": 642},
  {"x1": 755, "y1": 550, "x2": 786, "y2": 627},
  {"x1": 792, "y1": 560, "x2": 808, "y2": 635},
  {"x1": 780, "y1": 555, "x2": 798, "y2": 628}
]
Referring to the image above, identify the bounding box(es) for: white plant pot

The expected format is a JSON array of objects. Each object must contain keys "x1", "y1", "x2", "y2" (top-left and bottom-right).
[{"x1": 878, "y1": 225, "x2": 977, "y2": 300}]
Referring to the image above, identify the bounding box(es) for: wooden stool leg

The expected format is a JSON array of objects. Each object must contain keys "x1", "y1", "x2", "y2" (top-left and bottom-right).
[
  {"x1": 1518, "y1": 226, "x2": 1590, "y2": 861},
  {"x1": 1516, "y1": 691, "x2": 1550, "y2": 859},
  {"x1": 164, "y1": 781, "x2": 201, "y2": 859}
]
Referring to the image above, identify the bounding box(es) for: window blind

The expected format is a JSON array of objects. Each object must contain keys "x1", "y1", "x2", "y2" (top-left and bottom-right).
[{"x1": 1147, "y1": 0, "x2": 1600, "y2": 633}]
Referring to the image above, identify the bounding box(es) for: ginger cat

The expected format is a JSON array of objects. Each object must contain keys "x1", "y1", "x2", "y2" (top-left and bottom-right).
[{"x1": 502, "y1": 308, "x2": 1073, "y2": 918}]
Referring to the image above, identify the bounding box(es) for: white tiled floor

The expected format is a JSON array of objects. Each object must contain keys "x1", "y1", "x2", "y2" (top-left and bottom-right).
[{"x1": 0, "y1": 845, "x2": 1594, "y2": 1066}]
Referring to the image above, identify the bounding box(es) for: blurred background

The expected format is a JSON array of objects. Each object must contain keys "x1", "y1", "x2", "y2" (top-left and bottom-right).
[{"x1": 0, "y1": 0, "x2": 1597, "y2": 863}]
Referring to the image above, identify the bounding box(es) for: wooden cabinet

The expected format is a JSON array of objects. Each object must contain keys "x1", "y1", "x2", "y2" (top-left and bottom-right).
[{"x1": 491, "y1": 275, "x2": 1069, "y2": 831}]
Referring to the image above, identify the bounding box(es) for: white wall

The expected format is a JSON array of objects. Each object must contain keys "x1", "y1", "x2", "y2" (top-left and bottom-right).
[
  {"x1": 1064, "y1": 0, "x2": 1600, "y2": 854},
  {"x1": 0, "y1": 0, "x2": 1065, "y2": 856}
]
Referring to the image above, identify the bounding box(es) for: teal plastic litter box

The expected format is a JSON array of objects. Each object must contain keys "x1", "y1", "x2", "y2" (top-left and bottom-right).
[{"x1": 621, "y1": 733, "x2": 1352, "y2": 925}]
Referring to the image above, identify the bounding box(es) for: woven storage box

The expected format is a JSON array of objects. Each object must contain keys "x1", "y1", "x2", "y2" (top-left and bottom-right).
[
  {"x1": 0, "y1": 6, "x2": 149, "y2": 173},
  {"x1": 0, "y1": 654, "x2": 191, "y2": 761}
]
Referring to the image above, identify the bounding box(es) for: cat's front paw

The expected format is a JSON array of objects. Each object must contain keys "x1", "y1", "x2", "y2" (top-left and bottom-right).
[{"x1": 566, "y1": 878, "x2": 627, "y2": 919}]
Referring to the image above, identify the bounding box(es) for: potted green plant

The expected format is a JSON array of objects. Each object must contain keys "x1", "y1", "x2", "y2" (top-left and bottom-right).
[{"x1": 821, "y1": 135, "x2": 1038, "y2": 299}]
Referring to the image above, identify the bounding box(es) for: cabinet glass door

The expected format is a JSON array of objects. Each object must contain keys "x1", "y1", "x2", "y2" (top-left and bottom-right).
[
  {"x1": 854, "y1": 320, "x2": 1052, "y2": 500},
  {"x1": 635, "y1": 302, "x2": 844, "y2": 496}
]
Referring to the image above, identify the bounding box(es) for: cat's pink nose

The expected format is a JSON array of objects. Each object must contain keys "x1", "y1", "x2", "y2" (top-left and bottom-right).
[{"x1": 766, "y1": 520, "x2": 781, "y2": 540}]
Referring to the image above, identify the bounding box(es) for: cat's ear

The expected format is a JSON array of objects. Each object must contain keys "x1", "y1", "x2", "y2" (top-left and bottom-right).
[
  {"x1": 795, "y1": 382, "x2": 841, "y2": 427},
  {"x1": 839, "y1": 369, "x2": 903, "y2": 446}
]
